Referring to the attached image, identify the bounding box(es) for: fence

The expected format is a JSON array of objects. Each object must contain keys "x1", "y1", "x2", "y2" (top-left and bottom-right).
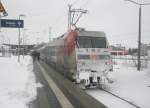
[{"x1": 112, "y1": 55, "x2": 149, "y2": 69}]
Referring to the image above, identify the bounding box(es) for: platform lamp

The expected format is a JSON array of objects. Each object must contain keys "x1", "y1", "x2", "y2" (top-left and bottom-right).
[{"x1": 18, "y1": 14, "x2": 25, "y2": 62}]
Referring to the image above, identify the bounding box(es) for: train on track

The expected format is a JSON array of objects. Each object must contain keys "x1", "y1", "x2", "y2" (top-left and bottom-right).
[{"x1": 39, "y1": 28, "x2": 113, "y2": 88}]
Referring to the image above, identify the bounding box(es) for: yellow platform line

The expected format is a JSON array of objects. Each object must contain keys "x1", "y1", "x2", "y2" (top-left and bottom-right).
[{"x1": 37, "y1": 62, "x2": 74, "y2": 108}]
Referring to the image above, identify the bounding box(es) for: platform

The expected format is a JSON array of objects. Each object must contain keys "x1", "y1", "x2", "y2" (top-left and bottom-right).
[{"x1": 29, "y1": 60, "x2": 107, "y2": 108}]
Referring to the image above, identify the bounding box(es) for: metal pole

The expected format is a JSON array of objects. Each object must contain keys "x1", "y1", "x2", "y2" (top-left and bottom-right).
[
  {"x1": 124, "y1": 0, "x2": 150, "y2": 70},
  {"x1": 68, "y1": 5, "x2": 72, "y2": 31},
  {"x1": 68, "y1": 5, "x2": 70, "y2": 31},
  {"x1": 69, "y1": 6, "x2": 72, "y2": 30},
  {"x1": 22, "y1": 29, "x2": 27, "y2": 58},
  {"x1": 18, "y1": 14, "x2": 25, "y2": 62},
  {"x1": 8, "y1": 37, "x2": 11, "y2": 57},
  {"x1": 23, "y1": 29, "x2": 25, "y2": 58},
  {"x1": 18, "y1": 16, "x2": 21, "y2": 62},
  {"x1": 137, "y1": 5, "x2": 141, "y2": 70}
]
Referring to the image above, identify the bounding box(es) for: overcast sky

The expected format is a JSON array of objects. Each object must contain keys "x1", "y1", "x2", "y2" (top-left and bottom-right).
[{"x1": 1, "y1": 0, "x2": 150, "y2": 48}]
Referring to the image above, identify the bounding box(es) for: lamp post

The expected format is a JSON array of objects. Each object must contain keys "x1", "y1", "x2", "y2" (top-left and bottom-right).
[
  {"x1": 18, "y1": 14, "x2": 25, "y2": 62},
  {"x1": 7, "y1": 37, "x2": 10, "y2": 57},
  {"x1": 125, "y1": 0, "x2": 150, "y2": 71},
  {"x1": 22, "y1": 28, "x2": 28, "y2": 58}
]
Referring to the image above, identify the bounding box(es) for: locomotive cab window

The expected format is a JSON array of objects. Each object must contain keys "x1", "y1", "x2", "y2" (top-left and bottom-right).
[
  {"x1": 77, "y1": 36, "x2": 106, "y2": 48},
  {"x1": 92, "y1": 37, "x2": 106, "y2": 48},
  {"x1": 77, "y1": 37, "x2": 92, "y2": 48}
]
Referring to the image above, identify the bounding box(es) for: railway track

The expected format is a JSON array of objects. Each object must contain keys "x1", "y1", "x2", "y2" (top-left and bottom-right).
[{"x1": 100, "y1": 88, "x2": 141, "y2": 108}]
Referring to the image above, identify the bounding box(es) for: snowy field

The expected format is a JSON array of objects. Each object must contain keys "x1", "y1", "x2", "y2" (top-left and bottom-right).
[
  {"x1": 0, "y1": 56, "x2": 41, "y2": 108},
  {"x1": 87, "y1": 58, "x2": 150, "y2": 108}
]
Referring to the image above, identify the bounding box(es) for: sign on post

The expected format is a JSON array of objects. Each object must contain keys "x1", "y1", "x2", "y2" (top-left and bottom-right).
[{"x1": 0, "y1": 19, "x2": 24, "y2": 28}]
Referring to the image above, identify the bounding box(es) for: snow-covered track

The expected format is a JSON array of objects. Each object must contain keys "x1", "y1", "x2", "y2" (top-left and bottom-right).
[{"x1": 101, "y1": 88, "x2": 141, "y2": 108}]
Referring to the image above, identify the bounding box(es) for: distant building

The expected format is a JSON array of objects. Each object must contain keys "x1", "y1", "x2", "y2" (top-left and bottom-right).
[
  {"x1": 131, "y1": 43, "x2": 150, "y2": 56},
  {"x1": 141, "y1": 43, "x2": 148, "y2": 56},
  {"x1": 2, "y1": 43, "x2": 35, "y2": 55},
  {"x1": 109, "y1": 44, "x2": 128, "y2": 55},
  {"x1": 0, "y1": 45, "x2": 11, "y2": 57},
  {"x1": 138, "y1": 43, "x2": 150, "y2": 56},
  {"x1": 147, "y1": 44, "x2": 150, "y2": 58}
]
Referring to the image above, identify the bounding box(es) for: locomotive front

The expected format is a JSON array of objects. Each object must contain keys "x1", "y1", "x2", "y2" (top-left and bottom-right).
[{"x1": 74, "y1": 30, "x2": 113, "y2": 88}]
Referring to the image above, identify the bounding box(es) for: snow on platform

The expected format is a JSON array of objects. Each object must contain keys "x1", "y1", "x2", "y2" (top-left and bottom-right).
[
  {"x1": 87, "y1": 58, "x2": 150, "y2": 108},
  {"x1": 0, "y1": 56, "x2": 40, "y2": 108}
]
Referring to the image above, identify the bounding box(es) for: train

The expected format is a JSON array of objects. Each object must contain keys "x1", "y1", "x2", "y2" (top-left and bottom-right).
[{"x1": 39, "y1": 28, "x2": 113, "y2": 88}]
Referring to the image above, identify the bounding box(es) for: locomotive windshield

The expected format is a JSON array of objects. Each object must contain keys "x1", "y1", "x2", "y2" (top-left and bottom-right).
[{"x1": 77, "y1": 36, "x2": 106, "y2": 48}]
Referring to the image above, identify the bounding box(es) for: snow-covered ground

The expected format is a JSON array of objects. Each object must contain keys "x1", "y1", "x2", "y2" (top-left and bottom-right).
[
  {"x1": 1, "y1": 55, "x2": 150, "y2": 108},
  {"x1": 87, "y1": 58, "x2": 150, "y2": 108},
  {"x1": 0, "y1": 56, "x2": 41, "y2": 108}
]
